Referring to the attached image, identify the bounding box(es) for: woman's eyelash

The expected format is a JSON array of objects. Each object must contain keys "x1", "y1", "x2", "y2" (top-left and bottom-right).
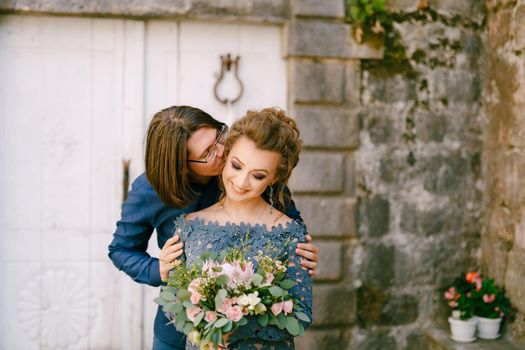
[
  {"x1": 231, "y1": 162, "x2": 241, "y2": 170},
  {"x1": 253, "y1": 175, "x2": 266, "y2": 180}
]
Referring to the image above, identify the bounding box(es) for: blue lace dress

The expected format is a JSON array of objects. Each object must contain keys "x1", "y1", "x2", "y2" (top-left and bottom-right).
[{"x1": 173, "y1": 215, "x2": 313, "y2": 350}]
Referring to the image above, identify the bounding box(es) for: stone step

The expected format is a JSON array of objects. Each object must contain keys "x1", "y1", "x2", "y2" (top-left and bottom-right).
[{"x1": 424, "y1": 323, "x2": 525, "y2": 350}]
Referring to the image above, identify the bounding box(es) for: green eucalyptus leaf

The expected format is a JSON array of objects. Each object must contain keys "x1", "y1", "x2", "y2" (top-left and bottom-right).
[
  {"x1": 177, "y1": 289, "x2": 191, "y2": 301},
  {"x1": 238, "y1": 317, "x2": 248, "y2": 326},
  {"x1": 258, "y1": 313, "x2": 269, "y2": 327},
  {"x1": 251, "y1": 273, "x2": 263, "y2": 286},
  {"x1": 183, "y1": 322, "x2": 194, "y2": 335},
  {"x1": 285, "y1": 317, "x2": 300, "y2": 336},
  {"x1": 277, "y1": 313, "x2": 287, "y2": 329},
  {"x1": 216, "y1": 274, "x2": 228, "y2": 286},
  {"x1": 194, "y1": 311, "x2": 204, "y2": 326},
  {"x1": 214, "y1": 318, "x2": 229, "y2": 328},
  {"x1": 160, "y1": 291, "x2": 177, "y2": 301},
  {"x1": 294, "y1": 311, "x2": 310, "y2": 322},
  {"x1": 279, "y1": 279, "x2": 296, "y2": 290},
  {"x1": 222, "y1": 319, "x2": 233, "y2": 333},
  {"x1": 269, "y1": 286, "x2": 283, "y2": 297}
]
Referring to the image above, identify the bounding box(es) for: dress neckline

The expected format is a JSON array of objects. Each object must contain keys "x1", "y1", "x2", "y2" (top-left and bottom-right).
[{"x1": 180, "y1": 215, "x2": 300, "y2": 234}]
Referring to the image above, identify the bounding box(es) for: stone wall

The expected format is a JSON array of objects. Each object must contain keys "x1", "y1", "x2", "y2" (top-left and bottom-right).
[
  {"x1": 354, "y1": 1, "x2": 485, "y2": 348},
  {"x1": 484, "y1": 0, "x2": 525, "y2": 340}
]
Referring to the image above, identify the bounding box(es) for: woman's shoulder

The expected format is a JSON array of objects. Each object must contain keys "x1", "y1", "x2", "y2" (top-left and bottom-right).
[{"x1": 185, "y1": 202, "x2": 221, "y2": 222}]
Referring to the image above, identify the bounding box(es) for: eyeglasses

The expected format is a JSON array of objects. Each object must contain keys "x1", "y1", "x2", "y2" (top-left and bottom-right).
[{"x1": 188, "y1": 125, "x2": 227, "y2": 164}]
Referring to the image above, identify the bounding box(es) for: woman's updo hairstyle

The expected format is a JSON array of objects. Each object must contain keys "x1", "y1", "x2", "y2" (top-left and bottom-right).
[{"x1": 222, "y1": 107, "x2": 302, "y2": 211}]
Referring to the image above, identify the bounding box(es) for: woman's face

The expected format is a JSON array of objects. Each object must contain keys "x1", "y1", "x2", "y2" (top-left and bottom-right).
[
  {"x1": 222, "y1": 136, "x2": 280, "y2": 203},
  {"x1": 187, "y1": 126, "x2": 225, "y2": 178}
]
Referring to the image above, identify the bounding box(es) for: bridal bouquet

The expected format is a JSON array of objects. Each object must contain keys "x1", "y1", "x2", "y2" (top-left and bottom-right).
[{"x1": 154, "y1": 245, "x2": 310, "y2": 350}]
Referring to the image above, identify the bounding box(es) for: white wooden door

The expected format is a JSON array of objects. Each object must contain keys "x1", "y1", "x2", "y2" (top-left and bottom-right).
[
  {"x1": 0, "y1": 15, "x2": 146, "y2": 350},
  {"x1": 0, "y1": 15, "x2": 286, "y2": 350}
]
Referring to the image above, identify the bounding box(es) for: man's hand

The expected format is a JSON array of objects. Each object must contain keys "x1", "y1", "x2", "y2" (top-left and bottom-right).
[{"x1": 296, "y1": 234, "x2": 319, "y2": 276}]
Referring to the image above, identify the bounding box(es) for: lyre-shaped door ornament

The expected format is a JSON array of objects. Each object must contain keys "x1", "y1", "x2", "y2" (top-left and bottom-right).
[{"x1": 213, "y1": 54, "x2": 244, "y2": 105}]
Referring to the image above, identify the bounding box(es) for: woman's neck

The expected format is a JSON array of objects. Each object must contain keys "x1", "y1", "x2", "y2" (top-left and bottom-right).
[{"x1": 220, "y1": 197, "x2": 268, "y2": 223}]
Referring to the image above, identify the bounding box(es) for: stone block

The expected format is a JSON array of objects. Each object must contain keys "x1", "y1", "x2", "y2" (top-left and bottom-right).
[
  {"x1": 414, "y1": 110, "x2": 447, "y2": 143},
  {"x1": 287, "y1": 20, "x2": 352, "y2": 58},
  {"x1": 423, "y1": 154, "x2": 469, "y2": 195},
  {"x1": 364, "y1": 67, "x2": 417, "y2": 103},
  {"x1": 514, "y1": 3, "x2": 525, "y2": 50},
  {"x1": 361, "y1": 107, "x2": 400, "y2": 145},
  {"x1": 291, "y1": 0, "x2": 345, "y2": 18},
  {"x1": 430, "y1": 69, "x2": 480, "y2": 105},
  {"x1": 294, "y1": 106, "x2": 358, "y2": 149},
  {"x1": 357, "y1": 195, "x2": 390, "y2": 238},
  {"x1": 377, "y1": 293, "x2": 419, "y2": 325},
  {"x1": 293, "y1": 196, "x2": 356, "y2": 237},
  {"x1": 312, "y1": 284, "x2": 356, "y2": 325},
  {"x1": 289, "y1": 152, "x2": 345, "y2": 193},
  {"x1": 0, "y1": 0, "x2": 290, "y2": 21},
  {"x1": 362, "y1": 243, "x2": 395, "y2": 289},
  {"x1": 296, "y1": 329, "x2": 343, "y2": 350},
  {"x1": 400, "y1": 204, "x2": 462, "y2": 236},
  {"x1": 291, "y1": 60, "x2": 345, "y2": 103},
  {"x1": 504, "y1": 248, "x2": 525, "y2": 313},
  {"x1": 314, "y1": 241, "x2": 342, "y2": 281},
  {"x1": 345, "y1": 60, "x2": 361, "y2": 105}
]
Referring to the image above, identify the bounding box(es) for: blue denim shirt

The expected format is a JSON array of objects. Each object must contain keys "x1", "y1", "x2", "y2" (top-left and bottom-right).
[{"x1": 108, "y1": 173, "x2": 302, "y2": 346}]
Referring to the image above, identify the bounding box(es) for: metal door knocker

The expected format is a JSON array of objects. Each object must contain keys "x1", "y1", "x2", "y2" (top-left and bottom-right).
[{"x1": 213, "y1": 54, "x2": 244, "y2": 105}]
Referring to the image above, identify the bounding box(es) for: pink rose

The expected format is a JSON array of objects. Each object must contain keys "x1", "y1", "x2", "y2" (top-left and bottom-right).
[
  {"x1": 283, "y1": 300, "x2": 293, "y2": 315},
  {"x1": 444, "y1": 287, "x2": 456, "y2": 300},
  {"x1": 271, "y1": 302, "x2": 284, "y2": 316},
  {"x1": 219, "y1": 298, "x2": 233, "y2": 314},
  {"x1": 190, "y1": 292, "x2": 201, "y2": 305},
  {"x1": 205, "y1": 311, "x2": 217, "y2": 323},
  {"x1": 226, "y1": 305, "x2": 243, "y2": 322},
  {"x1": 186, "y1": 307, "x2": 202, "y2": 322}
]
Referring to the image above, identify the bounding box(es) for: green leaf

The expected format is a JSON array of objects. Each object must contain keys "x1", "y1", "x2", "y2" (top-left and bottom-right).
[
  {"x1": 215, "y1": 289, "x2": 227, "y2": 309},
  {"x1": 279, "y1": 279, "x2": 296, "y2": 290},
  {"x1": 351, "y1": 6, "x2": 360, "y2": 19},
  {"x1": 183, "y1": 322, "x2": 194, "y2": 335},
  {"x1": 164, "y1": 302, "x2": 182, "y2": 314},
  {"x1": 153, "y1": 296, "x2": 167, "y2": 306},
  {"x1": 258, "y1": 313, "x2": 269, "y2": 327},
  {"x1": 177, "y1": 289, "x2": 191, "y2": 301},
  {"x1": 277, "y1": 313, "x2": 287, "y2": 329},
  {"x1": 160, "y1": 291, "x2": 177, "y2": 301},
  {"x1": 269, "y1": 286, "x2": 283, "y2": 297},
  {"x1": 285, "y1": 317, "x2": 300, "y2": 336},
  {"x1": 238, "y1": 317, "x2": 248, "y2": 326},
  {"x1": 216, "y1": 274, "x2": 228, "y2": 286},
  {"x1": 268, "y1": 315, "x2": 279, "y2": 326},
  {"x1": 222, "y1": 319, "x2": 233, "y2": 333},
  {"x1": 294, "y1": 311, "x2": 310, "y2": 322},
  {"x1": 183, "y1": 301, "x2": 194, "y2": 309},
  {"x1": 251, "y1": 273, "x2": 263, "y2": 286},
  {"x1": 214, "y1": 318, "x2": 229, "y2": 328},
  {"x1": 194, "y1": 311, "x2": 204, "y2": 326}
]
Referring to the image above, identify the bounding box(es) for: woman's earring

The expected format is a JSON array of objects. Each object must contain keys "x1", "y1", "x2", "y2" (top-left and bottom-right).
[{"x1": 268, "y1": 185, "x2": 274, "y2": 214}]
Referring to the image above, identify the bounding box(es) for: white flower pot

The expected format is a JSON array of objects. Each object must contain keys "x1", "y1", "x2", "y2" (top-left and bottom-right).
[
  {"x1": 448, "y1": 316, "x2": 478, "y2": 342},
  {"x1": 476, "y1": 316, "x2": 502, "y2": 339}
]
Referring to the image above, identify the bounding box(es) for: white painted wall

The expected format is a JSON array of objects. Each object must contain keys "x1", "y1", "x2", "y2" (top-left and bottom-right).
[{"x1": 0, "y1": 14, "x2": 286, "y2": 350}]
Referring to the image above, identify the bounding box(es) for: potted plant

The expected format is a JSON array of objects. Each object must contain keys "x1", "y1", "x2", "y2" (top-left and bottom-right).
[
  {"x1": 443, "y1": 272, "x2": 478, "y2": 342},
  {"x1": 470, "y1": 274, "x2": 510, "y2": 339}
]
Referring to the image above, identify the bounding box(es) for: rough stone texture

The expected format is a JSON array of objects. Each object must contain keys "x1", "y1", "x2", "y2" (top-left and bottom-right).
[
  {"x1": 312, "y1": 284, "x2": 356, "y2": 326},
  {"x1": 484, "y1": 0, "x2": 525, "y2": 342},
  {"x1": 293, "y1": 196, "x2": 356, "y2": 237},
  {"x1": 514, "y1": 2, "x2": 525, "y2": 50},
  {"x1": 296, "y1": 329, "x2": 344, "y2": 350},
  {"x1": 287, "y1": 20, "x2": 352, "y2": 58},
  {"x1": 289, "y1": 152, "x2": 345, "y2": 193},
  {"x1": 290, "y1": 60, "x2": 345, "y2": 103},
  {"x1": 0, "y1": 0, "x2": 290, "y2": 22},
  {"x1": 357, "y1": 195, "x2": 390, "y2": 238},
  {"x1": 355, "y1": 1, "x2": 486, "y2": 348},
  {"x1": 294, "y1": 106, "x2": 358, "y2": 149},
  {"x1": 291, "y1": 0, "x2": 345, "y2": 19},
  {"x1": 313, "y1": 241, "x2": 342, "y2": 281},
  {"x1": 351, "y1": 330, "x2": 397, "y2": 350}
]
